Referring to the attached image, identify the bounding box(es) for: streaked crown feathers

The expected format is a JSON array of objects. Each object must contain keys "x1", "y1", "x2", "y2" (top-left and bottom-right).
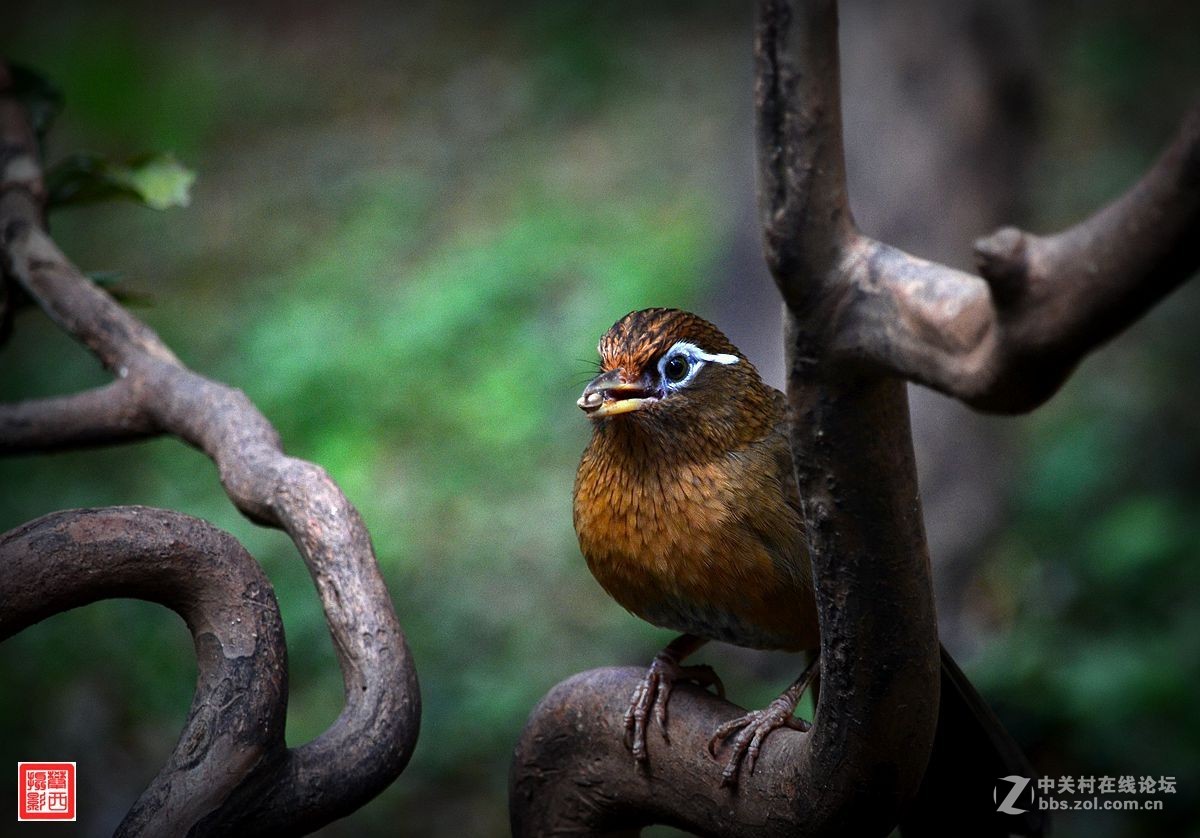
[{"x1": 598, "y1": 308, "x2": 744, "y2": 379}]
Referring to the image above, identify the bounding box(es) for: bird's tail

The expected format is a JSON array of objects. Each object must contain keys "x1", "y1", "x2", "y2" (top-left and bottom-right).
[{"x1": 899, "y1": 645, "x2": 1048, "y2": 837}]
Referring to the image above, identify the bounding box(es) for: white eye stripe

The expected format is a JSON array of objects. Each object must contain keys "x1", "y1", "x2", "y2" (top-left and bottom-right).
[
  {"x1": 657, "y1": 340, "x2": 739, "y2": 388},
  {"x1": 666, "y1": 341, "x2": 739, "y2": 366},
  {"x1": 693, "y1": 349, "x2": 739, "y2": 365}
]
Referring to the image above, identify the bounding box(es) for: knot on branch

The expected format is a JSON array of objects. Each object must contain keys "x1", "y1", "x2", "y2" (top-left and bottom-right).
[{"x1": 973, "y1": 225, "x2": 1032, "y2": 306}]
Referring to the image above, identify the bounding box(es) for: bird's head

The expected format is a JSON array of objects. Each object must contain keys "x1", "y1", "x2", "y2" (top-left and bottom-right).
[{"x1": 578, "y1": 308, "x2": 777, "y2": 449}]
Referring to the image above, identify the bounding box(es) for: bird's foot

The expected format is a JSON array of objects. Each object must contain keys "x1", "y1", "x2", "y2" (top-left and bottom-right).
[
  {"x1": 707, "y1": 694, "x2": 810, "y2": 786},
  {"x1": 625, "y1": 652, "x2": 724, "y2": 765},
  {"x1": 707, "y1": 657, "x2": 819, "y2": 787}
]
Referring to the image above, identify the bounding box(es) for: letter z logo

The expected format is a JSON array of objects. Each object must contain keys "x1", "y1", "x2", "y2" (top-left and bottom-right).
[{"x1": 994, "y1": 775, "x2": 1031, "y2": 815}]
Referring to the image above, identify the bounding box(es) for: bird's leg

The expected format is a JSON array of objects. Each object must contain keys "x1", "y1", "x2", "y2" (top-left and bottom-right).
[
  {"x1": 707, "y1": 653, "x2": 819, "y2": 787},
  {"x1": 625, "y1": 633, "x2": 725, "y2": 764}
]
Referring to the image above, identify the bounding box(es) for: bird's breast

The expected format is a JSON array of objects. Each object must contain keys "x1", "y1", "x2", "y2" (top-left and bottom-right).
[{"x1": 573, "y1": 434, "x2": 817, "y2": 651}]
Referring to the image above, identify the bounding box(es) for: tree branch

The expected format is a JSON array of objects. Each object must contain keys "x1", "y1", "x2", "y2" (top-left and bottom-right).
[
  {"x1": 515, "y1": 0, "x2": 1195, "y2": 829},
  {"x1": 512, "y1": 668, "x2": 816, "y2": 838},
  {"x1": 756, "y1": 0, "x2": 855, "y2": 307},
  {"x1": 0, "y1": 379, "x2": 158, "y2": 453},
  {"x1": 819, "y1": 104, "x2": 1200, "y2": 415},
  {"x1": 963, "y1": 104, "x2": 1200, "y2": 410},
  {"x1": 0, "y1": 507, "x2": 286, "y2": 837},
  {"x1": 0, "y1": 63, "x2": 420, "y2": 834},
  {"x1": 752, "y1": 0, "x2": 1200, "y2": 416},
  {"x1": 512, "y1": 2, "x2": 941, "y2": 834}
]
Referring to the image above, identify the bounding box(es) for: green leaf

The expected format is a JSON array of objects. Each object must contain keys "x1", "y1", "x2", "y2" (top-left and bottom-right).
[
  {"x1": 114, "y1": 153, "x2": 196, "y2": 210},
  {"x1": 46, "y1": 152, "x2": 195, "y2": 211}
]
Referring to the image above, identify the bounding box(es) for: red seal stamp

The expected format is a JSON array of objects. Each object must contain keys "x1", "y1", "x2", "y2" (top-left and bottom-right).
[{"x1": 17, "y1": 763, "x2": 76, "y2": 822}]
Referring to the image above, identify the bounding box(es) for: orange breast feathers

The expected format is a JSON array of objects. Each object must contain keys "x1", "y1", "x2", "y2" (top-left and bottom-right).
[{"x1": 573, "y1": 424, "x2": 819, "y2": 652}]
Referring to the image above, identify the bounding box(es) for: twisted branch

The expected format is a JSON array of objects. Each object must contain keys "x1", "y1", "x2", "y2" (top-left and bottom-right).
[
  {"x1": 0, "y1": 63, "x2": 419, "y2": 835},
  {"x1": 511, "y1": 0, "x2": 1196, "y2": 834},
  {"x1": 512, "y1": 668, "x2": 839, "y2": 837},
  {"x1": 0, "y1": 507, "x2": 287, "y2": 836}
]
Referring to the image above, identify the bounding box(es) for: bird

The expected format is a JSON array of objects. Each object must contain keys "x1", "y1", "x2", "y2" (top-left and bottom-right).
[{"x1": 572, "y1": 308, "x2": 1044, "y2": 833}]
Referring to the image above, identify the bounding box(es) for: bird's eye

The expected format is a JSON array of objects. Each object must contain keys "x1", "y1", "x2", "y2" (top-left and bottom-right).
[{"x1": 663, "y1": 355, "x2": 690, "y2": 383}]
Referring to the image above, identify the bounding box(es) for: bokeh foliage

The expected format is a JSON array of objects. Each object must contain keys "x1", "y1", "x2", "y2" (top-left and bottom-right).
[
  {"x1": 969, "y1": 5, "x2": 1200, "y2": 835},
  {"x1": 2, "y1": 2, "x2": 1198, "y2": 836}
]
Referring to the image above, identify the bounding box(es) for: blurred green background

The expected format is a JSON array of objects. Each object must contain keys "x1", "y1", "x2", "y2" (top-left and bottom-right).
[{"x1": 1, "y1": 2, "x2": 1198, "y2": 836}]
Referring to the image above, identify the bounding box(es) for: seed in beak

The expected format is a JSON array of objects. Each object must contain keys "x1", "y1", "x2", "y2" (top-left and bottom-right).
[{"x1": 579, "y1": 391, "x2": 604, "y2": 411}]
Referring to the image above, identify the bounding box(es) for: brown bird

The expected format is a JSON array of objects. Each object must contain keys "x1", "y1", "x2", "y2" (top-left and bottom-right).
[{"x1": 573, "y1": 309, "x2": 1043, "y2": 833}]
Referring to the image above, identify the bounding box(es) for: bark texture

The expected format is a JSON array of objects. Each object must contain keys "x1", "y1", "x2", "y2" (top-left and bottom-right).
[
  {"x1": 0, "y1": 63, "x2": 419, "y2": 836},
  {"x1": 510, "y1": 1, "x2": 1198, "y2": 835},
  {"x1": 0, "y1": 507, "x2": 286, "y2": 836},
  {"x1": 828, "y1": 104, "x2": 1200, "y2": 415}
]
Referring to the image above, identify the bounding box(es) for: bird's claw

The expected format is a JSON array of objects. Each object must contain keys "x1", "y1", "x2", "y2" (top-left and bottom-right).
[
  {"x1": 707, "y1": 696, "x2": 810, "y2": 786},
  {"x1": 624, "y1": 656, "x2": 725, "y2": 764}
]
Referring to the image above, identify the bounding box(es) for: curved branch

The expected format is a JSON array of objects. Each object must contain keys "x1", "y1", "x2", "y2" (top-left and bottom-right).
[
  {"x1": 0, "y1": 507, "x2": 287, "y2": 837},
  {"x1": 755, "y1": 0, "x2": 1200, "y2": 421},
  {"x1": 517, "y1": 0, "x2": 1199, "y2": 830},
  {"x1": 513, "y1": 668, "x2": 826, "y2": 837},
  {"x1": 513, "y1": 387, "x2": 939, "y2": 837},
  {"x1": 789, "y1": 95, "x2": 1199, "y2": 414},
  {"x1": 753, "y1": 0, "x2": 1200, "y2": 416},
  {"x1": 513, "y1": 2, "x2": 941, "y2": 834},
  {"x1": 965, "y1": 104, "x2": 1200, "y2": 410},
  {"x1": 827, "y1": 102, "x2": 1200, "y2": 412},
  {"x1": 0, "y1": 64, "x2": 420, "y2": 833}
]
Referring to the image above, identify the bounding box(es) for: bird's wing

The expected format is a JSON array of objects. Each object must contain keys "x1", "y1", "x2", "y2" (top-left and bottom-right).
[{"x1": 737, "y1": 389, "x2": 809, "y2": 585}]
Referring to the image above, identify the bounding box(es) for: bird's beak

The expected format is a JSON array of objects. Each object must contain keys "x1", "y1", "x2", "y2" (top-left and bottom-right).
[{"x1": 578, "y1": 369, "x2": 657, "y2": 417}]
